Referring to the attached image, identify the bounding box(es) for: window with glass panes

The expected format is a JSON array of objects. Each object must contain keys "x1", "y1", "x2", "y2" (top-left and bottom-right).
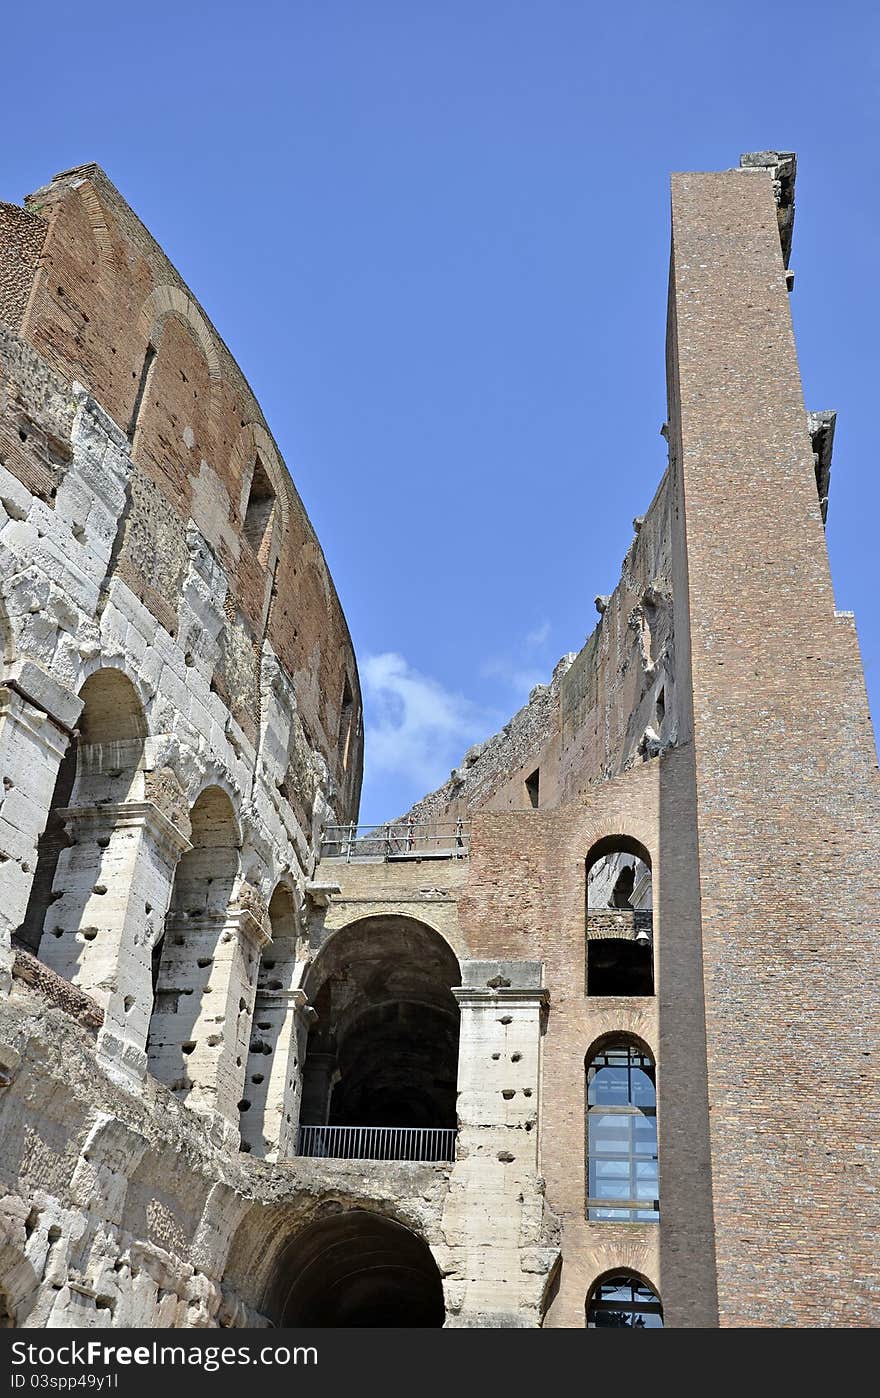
[
  {"x1": 587, "y1": 1274, "x2": 663, "y2": 1327},
  {"x1": 586, "y1": 1043, "x2": 659, "y2": 1221}
]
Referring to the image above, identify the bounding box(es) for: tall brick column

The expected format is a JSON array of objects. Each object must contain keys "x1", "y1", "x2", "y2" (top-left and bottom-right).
[{"x1": 667, "y1": 158, "x2": 880, "y2": 1325}]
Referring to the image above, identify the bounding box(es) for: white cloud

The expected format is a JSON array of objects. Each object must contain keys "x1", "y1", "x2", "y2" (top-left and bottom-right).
[
  {"x1": 361, "y1": 652, "x2": 496, "y2": 790},
  {"x1": 478, "y1": 621, "x2": 553, "y2": 700}
]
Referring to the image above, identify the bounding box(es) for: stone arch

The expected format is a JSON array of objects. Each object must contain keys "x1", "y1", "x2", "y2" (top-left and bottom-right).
[
  {"x1": 137, "y1": 285, "x2": 222, "y2": 384},
  {"x1": 230, "y1": 422, "x2": 291, "y2": 535},
  {"x1": 584, "y1": 1027, "x2": 657, "y2": 1065},
  {"x1": 148, "y1": 785, "x2": 241, "y2": 1109},
  {"x1": 586, "y1": 833, "x2": 653, "y2": 996},
  {"x1": 72, "y1": 177, "x2": 113, "y2": 267},
  {"x1": 20, "y1": 668, "x2": 147, "y2": 962},
  {"x1": 586, "y1": 831, "x2": 653, "y2": 876},
  {"x1": 240, "y1": 882, "x2": 302, "y2": 1159},
  {"x1": 299, "y1": 916, "x2": 461, "y2": 1150},
  {"x1": 263, "y1": 1210, "x2": 445, "y2": 1327}
]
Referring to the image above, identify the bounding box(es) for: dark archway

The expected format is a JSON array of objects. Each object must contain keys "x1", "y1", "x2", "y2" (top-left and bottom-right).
[
  {"x1": 300, "y1": 916, "x2": 460, "y2": 1137},
  {"x1": 267, "y1": 1212, "x2": 444, "y2": 1327},
  {"x1": 586, "y1": 835, "x2": 653, "y2": 996}
]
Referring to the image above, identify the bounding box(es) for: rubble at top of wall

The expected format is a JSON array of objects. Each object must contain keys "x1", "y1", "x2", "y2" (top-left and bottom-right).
[
  {"x1": 400, "y1": 653, "x2": 577, "y2": 824},
  {"x1": 400, "y1": 464, "x2": 680, "y2": 821},
  {"x1": 738, "y1": 151, "x2": 796, "y2": 267}
]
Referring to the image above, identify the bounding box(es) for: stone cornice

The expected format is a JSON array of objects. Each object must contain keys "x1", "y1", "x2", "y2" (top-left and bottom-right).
[{"x1": 58, "y1": 801, "x2": 191, "y2": 859}]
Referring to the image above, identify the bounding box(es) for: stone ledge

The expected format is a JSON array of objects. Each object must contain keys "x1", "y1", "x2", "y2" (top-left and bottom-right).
[{"x1": 10, "y1": 946, "x2": 103, "y2": 1032}]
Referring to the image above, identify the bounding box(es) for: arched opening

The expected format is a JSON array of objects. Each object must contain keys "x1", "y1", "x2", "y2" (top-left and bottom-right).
[
  {"x1": 147, "y1": 786, "x2": 240, "y2": 1100},
  {"x1": 585, "y1": 1037, "x2": 659, "y2": 1222},
  {"x1": 586, "y1": 836, "x2": 653, "y2": 996},
  {"x1": 336, "y1": 676, "x2": 354, "y2": 774},
  {"x1": 586, "y1": 1272, "x2": 663, "y2": 1328},
  {"x1": 265, "y1": 1212, "x2": 444, "y2": 1327},
  {"x1": 299, "y1": 916, "x2": 460, "y2": 1160},
  {"x1": 18, "y1": 668, "x2": 146, "y2": 962},
  {"x1": 243, "y1": 457, "x2": 277, "y2": 563},
  {"x1": 240, "y1": 883, "x2": 300, "y2": 1157}
]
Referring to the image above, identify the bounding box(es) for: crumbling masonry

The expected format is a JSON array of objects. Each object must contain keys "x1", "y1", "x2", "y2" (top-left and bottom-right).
[{"x1": 0, "y1": 152, "x2": 878, "y2": 1329}]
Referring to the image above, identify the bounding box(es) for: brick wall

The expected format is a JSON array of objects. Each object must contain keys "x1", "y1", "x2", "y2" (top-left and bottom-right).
[{"x1": 668, "y1": 166, "x2": 880, "y2": 1325}]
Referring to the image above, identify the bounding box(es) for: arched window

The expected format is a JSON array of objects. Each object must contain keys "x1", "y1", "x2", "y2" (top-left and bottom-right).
[
  {"x1": 586, "y1": 1040, "x2": 659, "y2": 1222},
  {"x1": 586, "y1": 837, "x2": 653, "y2": 995},
  {"x1": 587, "y1": 1273, "x2": 663, "y2": 1328}
]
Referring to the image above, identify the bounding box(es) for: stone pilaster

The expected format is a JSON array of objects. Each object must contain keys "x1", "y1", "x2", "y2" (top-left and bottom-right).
[
  {"x1": 149, "y1": 905, "x2": 268, "y2": 1142},
  {"x1": 443, "y1": 961, "x2": 557, "y2": 1327},
  {"x1": 241, "y1": 987, "x2": 313, "y2": 1159}
]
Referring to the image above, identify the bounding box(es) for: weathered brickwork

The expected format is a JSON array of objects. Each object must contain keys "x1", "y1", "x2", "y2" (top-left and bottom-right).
[
  {"x1": 0, "y1": 152, "x2": 877, "y2": 1329},
  {"x1": 666, "y1": 166, "x2": 880, "y2": 1325}
]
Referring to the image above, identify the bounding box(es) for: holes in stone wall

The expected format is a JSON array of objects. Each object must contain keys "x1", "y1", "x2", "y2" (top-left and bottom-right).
[
  {"x1": 148, "y1": 787, "x2": 240, "y2": 1103},
  {"x1": 239, "y1": 884, "x2": 299, "y2": 1157}
]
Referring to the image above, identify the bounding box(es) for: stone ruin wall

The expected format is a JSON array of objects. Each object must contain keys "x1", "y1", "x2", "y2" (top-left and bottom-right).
[
  {"x1": 1, "y1": 152, "x2": 876, "y2": 1331},
  {"x1": 0, "y1": 165, "x2": 377, "y2": 1327},
  {"x1": 0, "y1": 165, "x2": 560, "y2": 1332}
]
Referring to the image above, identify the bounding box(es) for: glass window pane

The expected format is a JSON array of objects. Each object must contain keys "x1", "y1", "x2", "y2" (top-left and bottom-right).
[
  {"x1": 586, "y1": 1044, "x2": 659, "y2": 1226},
  {"x1": 588, "y1": 1065, "x2": 630, "y2": 1106},
  {"x1": 589, "y1": 1114, "x2": 633, "y2": 1153},
  {"x1": 588, "y1": 1205, "x2": 631, "y2": 1222},
  {"x1": 630, "y1": 1067, "x2": 656, "y2": 1106},
  {"x1": 587, "y1": 1274, "x2": 664, "y2": 1327}
]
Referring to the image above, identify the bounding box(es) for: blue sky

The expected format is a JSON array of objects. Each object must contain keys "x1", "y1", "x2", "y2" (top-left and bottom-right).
[{"x1": 4, "y1": 1, "x2": 879, "y2": 820}]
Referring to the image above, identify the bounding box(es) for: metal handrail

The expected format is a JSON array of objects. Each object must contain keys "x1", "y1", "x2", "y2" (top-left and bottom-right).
[
  {"x1": 297, "y1": 1124, "x2": 457, "y2": 1162},
  {"x1": 320, "y1": 820, "x2": 470, "y2": 862}
]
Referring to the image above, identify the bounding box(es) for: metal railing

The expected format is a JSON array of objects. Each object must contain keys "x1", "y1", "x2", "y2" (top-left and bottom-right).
[
  {"x1": 320, "y1": 820, "x2": 470, "y2": 862},
  {"x1": 297, "y1": 1124, "x2": 457, "y2": 1162}
]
